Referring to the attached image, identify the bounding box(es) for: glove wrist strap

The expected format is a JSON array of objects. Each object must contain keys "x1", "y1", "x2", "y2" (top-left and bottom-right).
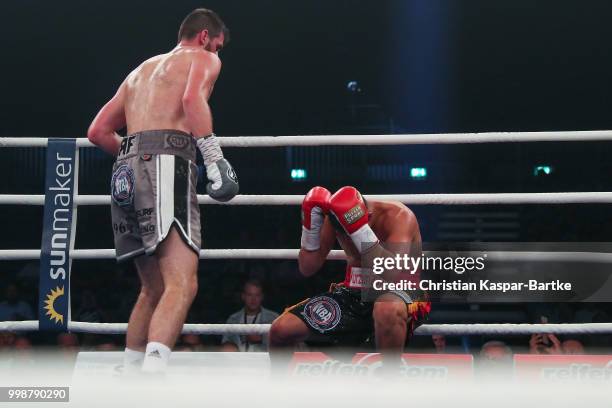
[
  {"x1": 349, "y1": 224, "x2": 379, "y2": 253},
  {"x1": 196, "y1": 133, "x2": 223, "y2": 166},
  {"x1": 301, "y1": 226, "x2": 321, "y2": 251}
]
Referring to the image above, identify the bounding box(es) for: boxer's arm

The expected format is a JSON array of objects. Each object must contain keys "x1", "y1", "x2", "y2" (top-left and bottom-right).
[
  {"x1": 298, "y1": 216, "x2": 336, "y2": 277},
  {"x1": 383, "y1": 206, "x2": 418, "y2": 244},
  {"x1": 87, "y1": 80, "x2": 127, "y2": 156},
  {"x1": 182, "y1": 51, "x2": 221, "y2": 137},
  {"x1": 186, "y1": 52, "x2": 238, "y2": 202},
  {"x1": 366, "y1": 207, "x2": 419, "y2": 283}
]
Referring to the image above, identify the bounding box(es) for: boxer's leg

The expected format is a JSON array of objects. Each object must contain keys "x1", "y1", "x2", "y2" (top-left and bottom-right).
[
  {"x1": 123, "y1": 254, "x2": 163, "y2": 374},
  {"x1": 373, "y1": 294, "x2": 409, "y2": 349},
  {"x1": 269, "y1": 312, "x2": 311, "y2": 347},
  {"x1": 268, "y1": 307, "x2": 311, "y2": 376},
  {"x1": 127, "y1": 254, "x2": 164, "y2": 351},
  {"x1": 142, "y1": 225, "x2": 198, "y2": 373},
  {"x1": 373, "y1": 293, "x2": 409, "y2": 375}
]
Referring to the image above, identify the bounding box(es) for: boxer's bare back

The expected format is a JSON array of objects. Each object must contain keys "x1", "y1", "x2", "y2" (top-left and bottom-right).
[
  {"x1": 88, "y1": 34, "x2": 224, "y2": 156},
  {"x1": 124, "y1": 43, "x2": 223, "y2": 135}
]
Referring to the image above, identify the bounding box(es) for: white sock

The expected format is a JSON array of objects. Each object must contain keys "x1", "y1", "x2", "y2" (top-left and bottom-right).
[
  {"x1": 141, "y1": 342, "x2": 171, "y2": 374},
  {"x1": 123, "y1": 347, "x2": 145, "y2": 375}
]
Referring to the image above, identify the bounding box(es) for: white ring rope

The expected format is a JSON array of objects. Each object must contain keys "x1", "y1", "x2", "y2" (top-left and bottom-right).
[
  {"x1": 414, "y1": 323, "x2": 612, "y2": 336},
  {"x1": 2, "y1": 192, "x2": 612, "y2": 207},
  {"x1": 2, "y1": 321, "x2": 612, "y2": 335},
  {"x1": 2, "y1": 249, "x2": 612, "y2": 262},
  {"x1": 2, "y1": 130, "x2": 612, "y2": 148},
  {"x1": 2, "y1": 134, "x2": 611, "y2": 338}
]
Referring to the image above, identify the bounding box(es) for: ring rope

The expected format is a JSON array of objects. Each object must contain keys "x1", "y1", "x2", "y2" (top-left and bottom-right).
[
  {"x1": 3, "y1": 130, "x2": 612, "y2": 148},
  {"x1": 2, "y1": 192, "x2": 612, "y2": 207},
  {"x1": 2, "y1": 249, "x2": 612, "y2": 262},
  {"x1": 2, "y1": 321, "x2": 612, "y2": 335},
  {"x1": 2, "y1": 134, "x2": 611, "y2": 338}
]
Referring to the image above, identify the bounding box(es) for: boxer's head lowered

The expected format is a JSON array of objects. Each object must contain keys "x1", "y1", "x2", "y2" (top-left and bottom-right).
[{"x1": 178, "y1": 8, "x2": 230, "y2": 53}]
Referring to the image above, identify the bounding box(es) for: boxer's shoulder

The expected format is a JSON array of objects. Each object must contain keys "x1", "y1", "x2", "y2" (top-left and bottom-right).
[
  {"x1": 125, "y1": 54, "x2": 167, "y2": 85},
  {"x1": 374, "y1": 201, "x2": 418, "y2": 239},
  {"x1": 173, "y1": 46, "x2": 221, "y2": 66},
  {"x1": 376, "y1": 200, "x2": 415, "y2": 221},
  {"x1": 134, "y1": 54, "x2": 169, "y2": 72}
]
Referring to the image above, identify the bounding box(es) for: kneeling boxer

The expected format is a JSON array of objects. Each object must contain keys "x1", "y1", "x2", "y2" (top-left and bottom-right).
[{"x1": 269, "y1": 186, "x2": 430, "y2": 373}]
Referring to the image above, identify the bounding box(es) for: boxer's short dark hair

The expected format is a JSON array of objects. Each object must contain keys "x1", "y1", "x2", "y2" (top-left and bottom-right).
[{"x1": 178, "y1": 8, "x2": 230, "y2": 44}]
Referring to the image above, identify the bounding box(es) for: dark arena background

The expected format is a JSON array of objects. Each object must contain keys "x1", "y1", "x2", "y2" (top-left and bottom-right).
[{"x1": 0, "y1": 1, "x2": 611, "y2": 406}]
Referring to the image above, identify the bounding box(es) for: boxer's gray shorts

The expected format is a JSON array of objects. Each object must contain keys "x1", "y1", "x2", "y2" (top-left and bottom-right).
[{"x1": 110, "y1": 130, "x2": 200, "y2": 262}]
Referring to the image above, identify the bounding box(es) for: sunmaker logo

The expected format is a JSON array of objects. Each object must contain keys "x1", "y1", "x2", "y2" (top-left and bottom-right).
[{"x1": 39, "y1": 139, "x2": 76, "y2": 331}]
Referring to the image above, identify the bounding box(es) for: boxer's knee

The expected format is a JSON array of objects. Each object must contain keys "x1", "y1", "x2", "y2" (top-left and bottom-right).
[
  {"x1": 139, "y1": 284, "x2": 163, "y2": 307},
  {"x1": 186, "y1": 275, "x2": 199, "y2": 303},
  {"x1": 178, "y1": 273, "x2": 198, "y2": 303},
  {"x1": 269, "y1": 319, "x2": 291, "y2": 346},
  {"x1": 373, "y1": 300, "x2": 408, "y2": 332},
  {"x1": 134, "y1": 254, "x2": 164, "y2": 306},
  {"x1": 161, "y1": 271, "x2": 198, "y2": 306},
  {"x1": 269, "y1": 316, "x2": 303, "y2": 347}
]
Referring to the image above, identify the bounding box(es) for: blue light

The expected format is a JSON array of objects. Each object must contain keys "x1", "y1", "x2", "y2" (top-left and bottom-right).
[
  {"x1": 410, "y1": 167, "x2": 427, "y2": 179},
  {"x1": 346, "y1": 81, "x2": 361, "y2": 93},
  {"x1": 291, "y1": 168, "x2": 307, "y2": 181},
  {"x1": 533, "y1": 165, "x2": 552, "y2": 177}
]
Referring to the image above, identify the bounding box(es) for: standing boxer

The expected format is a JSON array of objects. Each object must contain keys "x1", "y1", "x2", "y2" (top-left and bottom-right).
[{"x1": 87, "y1": 8, "x2": 238, "y2": 374}]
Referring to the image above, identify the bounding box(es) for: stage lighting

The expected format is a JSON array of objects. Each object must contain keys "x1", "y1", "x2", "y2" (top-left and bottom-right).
[
  {"x1": 410, "y1": 167, "x2": 427, "y2": 180},
  {"x1": 291, "y1": 168, "x2": 307, "y2": 181},
  {"x1": 533, "y1": 165, "x2": 552, "y2": 177}
]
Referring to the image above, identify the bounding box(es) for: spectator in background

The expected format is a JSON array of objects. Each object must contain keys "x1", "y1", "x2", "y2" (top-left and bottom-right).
[
  {"x1": 0, "y1": 283, "x2": 34, "y2": 321},
  {"x1": 221, "y1": 280, "x2": 278, "y2": 352},
  {"x1": 0, "y1": 332, "x2": 16, "y2": 351},
  {"x1": 432, "y1": 334, "x2": 446, "y2": 353},
  {"x1": 7, "y1": 336, "x2": 35, "y2": 373},
  {"x1": 57, "y1": 333, "x2": 79, "y2": 355},
  {"x1": 480, "y1": 340, "x2": 513, "y2": 361},
  {"x1": 96, "y1": 342, "x2": 118, "y2": 351},
  {"x1": 177, "y1": 334, "x2": 204, "y2": 351},
  {"x1": 562, "y1": 339, "x2": 585, "y2": 354},
  {"x1": 14, "y1": 336, "x2": 31, "y2": 351},
  {"x1": 530, "y1": 333, "x2": 585, "y2": 355},
  {"x1": 85, "y1": 335, "x2": 118, "y2": 352},
  {"x1": 529, "y1": 333, "x2": 562, "y2": 354},
  {"x1": 13, "y1": 336, "x2": 33, "y2": 361},
  {"x1": 479, "y1": 340, "x2": 513, "y2": 377}
]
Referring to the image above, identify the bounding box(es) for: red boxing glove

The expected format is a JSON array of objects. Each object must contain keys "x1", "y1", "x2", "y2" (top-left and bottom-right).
[
  {"x1": 301, "y1": 186, "x2": 331, "y2": 251},
  {"x1": 328, "y1": 186, "x2": 378, "y2": 253}
]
